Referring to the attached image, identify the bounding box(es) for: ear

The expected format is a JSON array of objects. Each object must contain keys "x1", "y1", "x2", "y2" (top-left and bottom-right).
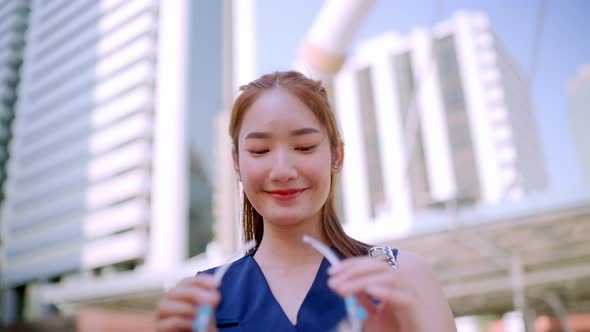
[
  {"x1": 232, "y1": 147, "x2": 242, "y2": 182},
  {"x1": 331, "y1": 142, "x2": 344, "y2": 173}
]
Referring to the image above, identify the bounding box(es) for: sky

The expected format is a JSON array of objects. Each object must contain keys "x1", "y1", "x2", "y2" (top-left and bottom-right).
[{"x1": 255, "y1": 0, "x2": 590, "y2": 194}]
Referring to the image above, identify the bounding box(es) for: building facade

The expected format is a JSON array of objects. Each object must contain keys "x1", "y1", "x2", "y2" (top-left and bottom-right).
[
  {"x1": 333, "y1": 12, "x2": 547, "y2": 240},
  {"x1": 1, "y1": 0, "x2": 222, "y2": 323},
  {"x1": 0, "y1": 0, "x2": 30, "y2": 319},
  {"x1": 568, "y1": 64, "x2": 590, "y2": 185},
  {"x1": 0, "y1": 1, "x2": 28, "y2": 208}
]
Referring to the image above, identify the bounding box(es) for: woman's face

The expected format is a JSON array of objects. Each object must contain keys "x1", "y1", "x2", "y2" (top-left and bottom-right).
[{"x1": 234, "y1": 88, "x2": 337, "y2": 227}]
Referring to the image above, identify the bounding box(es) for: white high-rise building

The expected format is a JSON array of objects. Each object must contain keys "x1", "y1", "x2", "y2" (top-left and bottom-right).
[
  {"x1": 567, "y1": 64, "x2": 590, "y2": 185},
  {"x1": 0, "y1": 1, "x2": 29, "y2": 321},
  {"x1": 1, "y1": 0, "x2": 223, "y2": 323},
  {"x1": 0, "y1": 1, "x2": 28, "y2": 207},
  {"x1": 212, "y1": 0, "x2": 257, "y2": 255},
  {"x1": 334, "y1": 12, "x2": 547, "y2": 239}
]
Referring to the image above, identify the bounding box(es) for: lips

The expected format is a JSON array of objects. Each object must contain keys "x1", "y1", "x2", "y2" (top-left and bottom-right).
[{"x1": 267, "y1": 188, "x2": 306, "y2": 201}]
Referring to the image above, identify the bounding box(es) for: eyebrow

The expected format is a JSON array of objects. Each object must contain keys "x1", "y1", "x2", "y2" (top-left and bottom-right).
[
  {"x1": 245, "y1": 127, "x2": 320, "y2": 139},
  {"x1": 291, "y1": 127, "x2": 320, "y2": 136}
]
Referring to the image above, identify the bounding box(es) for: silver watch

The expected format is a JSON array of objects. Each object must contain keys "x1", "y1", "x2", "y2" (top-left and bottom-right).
[{"x1": 369, "y1": 246, "x2": 398, "y2": 271}]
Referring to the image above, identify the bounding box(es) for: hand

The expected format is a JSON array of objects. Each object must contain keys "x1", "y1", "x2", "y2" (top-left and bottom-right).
[
  {"x1": 156, "y1": 274, "x2": 221, "y2": 332},
  {"x1": 328, "y1": 256, "x2": 419, "y2": 332}
]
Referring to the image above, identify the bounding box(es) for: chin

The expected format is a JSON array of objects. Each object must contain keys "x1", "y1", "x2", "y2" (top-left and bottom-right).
[{"x1": 264, "y1": 212, "x2": 313, "y2": 226}]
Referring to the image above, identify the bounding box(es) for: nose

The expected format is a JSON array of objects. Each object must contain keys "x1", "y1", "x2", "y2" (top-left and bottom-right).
[{"x1": 269, "y1": 149, "x2": 297, "y2": 183}]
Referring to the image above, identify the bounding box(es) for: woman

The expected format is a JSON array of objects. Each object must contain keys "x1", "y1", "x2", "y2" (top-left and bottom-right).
[{"x1": 156, "y1": 71, "x2": 457, "y2": 331}]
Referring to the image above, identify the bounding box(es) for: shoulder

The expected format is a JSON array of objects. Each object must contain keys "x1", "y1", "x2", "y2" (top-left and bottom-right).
[
  {"x1": 395, "y1": 249, "x2": 432, "y2": 276},
  {"x1": 396, "y1": 249, "x2": 457, "y2": 331},
  {"x1": 396, "y1": 249, "x2": 442, "y2": 296}
]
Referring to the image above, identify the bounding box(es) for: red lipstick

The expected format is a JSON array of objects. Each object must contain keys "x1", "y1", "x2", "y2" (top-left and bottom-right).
[{"x1": 267, "y1": 189, "x2": 305, "y2": 201}]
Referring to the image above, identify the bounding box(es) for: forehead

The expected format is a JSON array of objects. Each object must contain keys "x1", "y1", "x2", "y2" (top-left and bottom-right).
[{"x1": 239, "y1": 88, "x2": 323, "y2": 135}]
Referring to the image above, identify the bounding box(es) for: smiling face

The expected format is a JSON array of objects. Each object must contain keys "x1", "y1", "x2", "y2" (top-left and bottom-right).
[{"x1": 234, "y1": 88, "x2": 337, "y2": 228}]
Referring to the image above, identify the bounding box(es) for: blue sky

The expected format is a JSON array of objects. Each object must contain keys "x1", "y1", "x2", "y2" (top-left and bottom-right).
[{"x1": 255, "y1": 0, "x2": 589, "y2": 193}]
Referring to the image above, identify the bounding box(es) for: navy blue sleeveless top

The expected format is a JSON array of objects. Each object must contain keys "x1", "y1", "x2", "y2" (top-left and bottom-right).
[
  {"x1": 200, "y1": 248, "x2": 399, "y2": 331},
  {"x1": 200, "y1": 249, "x2": 345, "y2": 331}
]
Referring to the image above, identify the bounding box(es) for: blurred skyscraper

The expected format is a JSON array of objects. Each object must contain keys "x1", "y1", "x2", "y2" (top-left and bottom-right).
[
  {"x1": 333, "y1": 12, "x2": 547, "y2": 237},
  {"x1": 0, "y1": 0, "x2": 222, "y2": 323},
  {"x1": 212, "y1": 0, "x2": 257, "y2": 255},
  {"x1": 0, "y1": 0, "x2": 31, "y2": 321},
  {"x1": 0, "y1": 1, "x2": 28, "y2": 207},
  {"x1": 567, "y1": 64, "x2": 590, "y2": 185}
]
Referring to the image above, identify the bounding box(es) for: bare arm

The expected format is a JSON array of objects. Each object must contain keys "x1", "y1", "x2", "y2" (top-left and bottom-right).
[{"x1": 397, "y1": 250, "x2": 457, "y2": 332}]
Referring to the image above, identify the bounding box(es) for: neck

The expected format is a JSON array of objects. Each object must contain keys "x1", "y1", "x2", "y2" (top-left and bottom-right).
[{"x1": 254, "y1": 213, "x2": 328, "y2": 266}]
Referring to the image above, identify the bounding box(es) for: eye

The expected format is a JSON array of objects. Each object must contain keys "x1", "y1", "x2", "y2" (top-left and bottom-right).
[
  {"x1": 296, "y1": 145, "x2": 316, "y2": 152},
  {"x1": 248, "y1": 149, "x2": 269, "y2": 155}
]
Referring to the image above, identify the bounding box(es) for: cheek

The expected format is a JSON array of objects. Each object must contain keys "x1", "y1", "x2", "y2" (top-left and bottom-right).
[
  {"x1": 238, "y1": 155, "x2": 266, "y2": 188},
  {"x1": 299, "y1": 153, "x2": 332, "y2": 184}
]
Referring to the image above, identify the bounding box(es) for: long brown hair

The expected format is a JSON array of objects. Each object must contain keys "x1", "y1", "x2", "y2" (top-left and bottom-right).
[{"x1": 228, "y1": 71, "x2": 370, "y2": 257}]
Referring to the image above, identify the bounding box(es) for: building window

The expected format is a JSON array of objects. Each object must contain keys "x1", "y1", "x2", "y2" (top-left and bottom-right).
[
  {"x1": 393, "y1": 52, "x2": 431, "y2": 209},
  {"x1": 357, "y1": 67, "x2": 385, "y2": 218},
  {"x1": 435, "y1": 35, "x2": 481, "y2": 204}
]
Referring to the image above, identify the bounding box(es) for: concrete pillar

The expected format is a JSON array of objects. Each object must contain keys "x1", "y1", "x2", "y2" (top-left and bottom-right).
[
  {"x1": 294, "y1": 0, "x2": 376, "y2": 81},
  {"x1": 149, "y1": 0, "x2": 190, "y2": 271},
  {"x1": 24, "y1": 282, "x2": 56, "y2": 320},
  {"x1": 510, "y1": 253, "x2": 534, "y2": 332},
  {"x1": 2, "y1": 287, "x2": 21, "y2": 325}
]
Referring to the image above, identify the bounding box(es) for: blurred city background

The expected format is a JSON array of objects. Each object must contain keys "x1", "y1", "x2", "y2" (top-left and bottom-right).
[{"x1": 0, "y1": 0, "x2": 588, "y2": 331}]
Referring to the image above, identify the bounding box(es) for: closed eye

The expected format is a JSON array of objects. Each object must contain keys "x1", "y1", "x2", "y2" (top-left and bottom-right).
[
  {"x1": 248, "y1": 149, "x2": 269, "y2": 155},
  {"x1": 296, "y1": 145, "x2": 316, "y2": 152}
]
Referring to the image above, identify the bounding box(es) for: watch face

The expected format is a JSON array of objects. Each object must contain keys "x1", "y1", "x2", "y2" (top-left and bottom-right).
[
  {"x1": 369, "y1": 246, "x2": 398, "y2": 270},
  {"x1": 369, "y1": 246, "x2": 389, "y2": 257}
]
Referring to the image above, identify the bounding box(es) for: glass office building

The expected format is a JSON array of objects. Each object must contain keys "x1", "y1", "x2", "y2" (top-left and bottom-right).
[
  {"x1": 1, "y1": 0, "x2": 222, "y2": 323},
  {"x1": 333, "y1": 12, "x2": 547, "y2": 238}
]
